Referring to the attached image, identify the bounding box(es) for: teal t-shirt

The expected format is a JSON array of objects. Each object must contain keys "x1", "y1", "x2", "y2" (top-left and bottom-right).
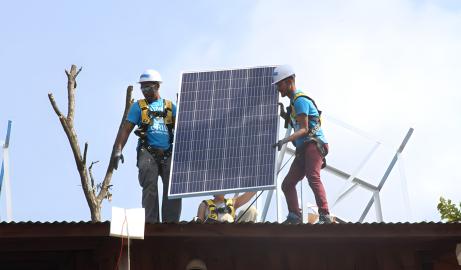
[
  {"x1": 290, "y1": 90, "x2": 327, "y2": 147},
  {"x1": 127, "y1": 99, "x2": 176, "y2": 150}
]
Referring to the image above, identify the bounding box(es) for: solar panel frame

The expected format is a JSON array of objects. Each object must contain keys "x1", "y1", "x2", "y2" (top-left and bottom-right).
[{"x1": 168, "y1": 66, "x2": 280, "y2": 199}]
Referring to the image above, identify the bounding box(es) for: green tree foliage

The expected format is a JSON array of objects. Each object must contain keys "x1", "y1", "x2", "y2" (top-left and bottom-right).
[{"x1": 437, "y1": 197, "x2": 461, "y2": 222}]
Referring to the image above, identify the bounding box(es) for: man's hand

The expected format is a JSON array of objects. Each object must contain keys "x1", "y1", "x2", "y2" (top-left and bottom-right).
[
  {"x1": 278, "y1": 102, "x2": 291, "y2": 129},
  {"x1": 112, "y1": 149, "x2": 124, "y2": 170},
  {"x1": 271, "y1": 138, "x2": 289, "y2": 151},
  {"x1": 278, "y1": 102, "x2": 289, "y2": 120}
]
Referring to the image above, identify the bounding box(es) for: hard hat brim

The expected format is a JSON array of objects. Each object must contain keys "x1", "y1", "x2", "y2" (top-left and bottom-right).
[
  {"x1": 271, "y1": 78, "x2": 283, "y2": 85},
  {"x1": 272, "y1": 73, "x2": 295, "y2": 85},
  {"x1": 138, "y1": 80, "x2": 163, "y2": 84}
]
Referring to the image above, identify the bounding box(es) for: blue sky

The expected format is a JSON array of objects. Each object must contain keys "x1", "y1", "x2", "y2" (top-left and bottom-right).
[{"x1": 1, "y1": 0, "x2": 460, "y2": 222}]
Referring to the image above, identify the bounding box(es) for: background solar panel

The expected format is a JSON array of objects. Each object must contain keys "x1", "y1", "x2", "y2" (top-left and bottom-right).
[{"x1": 168, "y1": 66, "x2": 279, "y2": 198}]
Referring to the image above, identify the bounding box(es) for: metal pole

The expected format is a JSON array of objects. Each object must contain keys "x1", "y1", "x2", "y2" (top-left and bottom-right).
[
  {"x1": 261, "y1": 126, "x2": 292, "y2": 222},
  {"x1": 358, "y1": 128, "x2": 414, "y2": 223},
  {"x1": 333, "y1": 183, "x2": 361, "y2": 206},
  {"x1": 0, "y1": 153, "x2": 4, "y2": 195},
  {"x1": 0, "y1": 120, "x2": 12, "y2": 191},
  {"x1": 398, "y1": 153, "x2": 412, "y2": 221},
  {"x1": 1, "y1": 121, "x2": 12, "y2": 222},
  {"x1": 127, "y1": 214, "x2": 131, "y2": 270},
  {"x1": 332, "y1": 141, "x2": 380, "y2": 208},
  {"x1": 300, "y1": 179, "x2": 304, "y2": 223},
  {"x1": 373, "y1": 192, "x2": 383, "y2": 222}
]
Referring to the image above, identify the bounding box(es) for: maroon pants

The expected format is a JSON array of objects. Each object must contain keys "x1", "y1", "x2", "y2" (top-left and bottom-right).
[{"x1": 282, "y1": 142, "x2": 329, "y2": 217}]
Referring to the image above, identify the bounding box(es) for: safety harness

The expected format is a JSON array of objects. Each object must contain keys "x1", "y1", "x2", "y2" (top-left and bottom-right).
[
  {"x1": 285, "y1": 92, "x2": 328, "y2": 168},
  {"x1": 203, "y1": 199, "x2": 235, "y2": 222},
  {"x1": 134, "y1": 98, "x2": 175, "y2": 162}
]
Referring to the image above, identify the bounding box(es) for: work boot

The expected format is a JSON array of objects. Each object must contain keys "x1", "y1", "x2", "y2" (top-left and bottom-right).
[
  {"x1": 318, "y1": 214, "x2": 333, "y2": 224},
  {"x1": 282, "y1": 212, "x2": 302, "y2": 225}
]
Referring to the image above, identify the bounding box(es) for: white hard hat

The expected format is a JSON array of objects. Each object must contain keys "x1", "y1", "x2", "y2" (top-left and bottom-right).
[
  {"x1": 272, "y1": 65, "x2": 295, "y2": 85},
  {"x1": 138, "y1": 69, "x2": 163, "y2": 83}
]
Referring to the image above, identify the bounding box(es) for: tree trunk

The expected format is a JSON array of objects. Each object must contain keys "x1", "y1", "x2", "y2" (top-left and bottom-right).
[{"x1": 48, "y1": 65, "x2": 133, "y2": 222}]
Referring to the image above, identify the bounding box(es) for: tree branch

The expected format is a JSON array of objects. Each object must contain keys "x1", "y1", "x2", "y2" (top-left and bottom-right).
[
  {"x1": 50, "y1": 92, "x2": 91, "y2": 198},
  {"x1": 83, "y1": 142, "x2": 88, "y2": 166},
  {"x1": 122, "y1": 85, "x2": 134, "y2": 125},
  {"x1": 50, "y1": 66, "x2": 132, "y2": 221},
  {"x1": 48, "y1": 93, "x2": 64, "y2": 118},
  {"x1": 97, "y1": 85, "x2": 133, "y2": 202},
  {"x1": 75, "y1": 67, "x2": 82, "y2": 77},
  {"x1": 89, "y1": 160, "x2": 99, "y2": 193},
  {"x1": 66, "y1": 65, "x2": 81, "y2": 124},
  {"x1": 50, "y1": 65, "x2": 99, "y2": 221}
]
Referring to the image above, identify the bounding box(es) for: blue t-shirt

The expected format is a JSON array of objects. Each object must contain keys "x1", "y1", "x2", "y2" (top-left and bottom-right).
[
  {"x1": 290, "y1": 89, "x2": 327, "y2": 147},
  {"x1": 127, "y1": 99, "x2": 176, "y2": 150}
]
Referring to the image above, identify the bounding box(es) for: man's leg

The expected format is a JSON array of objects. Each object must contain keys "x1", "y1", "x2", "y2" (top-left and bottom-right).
[
  {"x1": 137, "y1": 148, "x2": 160, "y2": 223},
  {"x1": 281, "y1": 155, "x2": 305, "y2": 217},
  {"x1": 304, "y1": 143, "x2": 329, "y2": 215},
  {"x1": 160, "y1": 156, "x2": 182, "y2": 222}
]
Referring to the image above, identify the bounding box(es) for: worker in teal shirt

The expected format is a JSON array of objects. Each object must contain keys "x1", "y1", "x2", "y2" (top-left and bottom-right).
[
  {"x1": 272, "y1": 65, "x2": 331, "y2": 224},
  {"x1": 112, "y1": 69, "x2": 181, "y2": 223}
]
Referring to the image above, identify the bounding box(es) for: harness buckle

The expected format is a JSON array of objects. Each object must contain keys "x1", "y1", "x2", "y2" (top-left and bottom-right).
[
  {"x1": 149, "y1": 110, "x2": 167, "y2": 119},
  {"x1": 134, "y1": 128, "x2": 147, "y2": 138},
  {"x1": 144, "y1": 145, "x2": 171, "y2": 163}
]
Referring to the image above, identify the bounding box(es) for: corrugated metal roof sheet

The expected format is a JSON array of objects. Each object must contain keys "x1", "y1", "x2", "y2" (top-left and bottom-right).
[{"x1": 1, "y1": 220, "x2": 460, "y2": 240}]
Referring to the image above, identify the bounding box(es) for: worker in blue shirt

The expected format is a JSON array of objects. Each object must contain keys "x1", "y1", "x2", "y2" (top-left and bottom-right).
[
  {"x1": 272, "y1": 65, "x2": 332, "y2": 224},
  {"x1": 112, "y1": 69, "x2": 181, "y2": 223}
]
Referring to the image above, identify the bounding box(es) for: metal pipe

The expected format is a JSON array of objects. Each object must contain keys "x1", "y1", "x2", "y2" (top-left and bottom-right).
[{"x1": 359, "y1": 128, "x2": 414, "y2": 222}]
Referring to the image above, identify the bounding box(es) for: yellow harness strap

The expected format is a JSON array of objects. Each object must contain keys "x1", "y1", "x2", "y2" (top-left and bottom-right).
[
  {"x1": 164, "y1": 99, "x2": 174, "y2": 125},
  {"x1": 205, "y1": 198, "x2": 235, "y2": 221},
  {"x1": 225, "y1": 199, "x2": 236, "y2": 218},
  {"x1": 290, "y1": 92, "x2": 322, "y2": 124},
  {"x1": 138, "y1": 99, "x2": 151, "y2": 125},
  {"x1": 205, "y1": 199, "x2": 218, "y2": 221},
  {"x1": 137, "y1": 99, "x2": 174, "y2": 125},
  {"x1": 290, "y1": 92, "x2": 307, "y2": 119}
]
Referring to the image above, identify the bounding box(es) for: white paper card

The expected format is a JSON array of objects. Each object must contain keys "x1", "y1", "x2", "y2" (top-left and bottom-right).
[{"x1": 110, "y1": 207, "x2": 145, "y2": 239}]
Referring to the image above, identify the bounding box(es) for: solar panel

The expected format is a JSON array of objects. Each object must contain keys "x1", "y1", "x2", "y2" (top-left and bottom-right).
[{"x1": 168, "y1": 66, "x2": 279, "y2": 199}]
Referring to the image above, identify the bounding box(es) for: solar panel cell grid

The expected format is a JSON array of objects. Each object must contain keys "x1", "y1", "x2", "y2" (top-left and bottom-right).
[{"x1": 169, "y1": 66, "x2": 279, "y2": 198}]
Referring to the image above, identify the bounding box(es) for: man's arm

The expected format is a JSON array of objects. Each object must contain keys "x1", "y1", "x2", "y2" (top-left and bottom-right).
[
  {"x1": 197, "y1": 202, "x2": 207, "y2": 222},
  {"x1": 234, "y1": 192, "x2": 256, "y2": 209},
  {"x1": 113, "y1": 121, "x2": 135, "y2": 151},
  {"x1": 286, "y1": 113, "x2": 309, "y2": 142},
  {"x1": 272, "y1": 113, "x2": 309, "y2": 150},
  {"x1": 111, "y1": 121, "x2": 135, "y2": 169}
]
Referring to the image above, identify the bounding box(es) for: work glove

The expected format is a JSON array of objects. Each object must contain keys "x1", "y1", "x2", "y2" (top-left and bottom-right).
[
  {"x1": 278, "y1": 102, "x2": 291, "y2": 129},
  {"x1": 278, "y1": 102, "x2": 289, "y2": 119},
  {"x1": 112, "y1": 149, "x2": 124, "y2": 170},
  {"x1": 272, "y1": 138, "x2": 289, "y2": 151}
]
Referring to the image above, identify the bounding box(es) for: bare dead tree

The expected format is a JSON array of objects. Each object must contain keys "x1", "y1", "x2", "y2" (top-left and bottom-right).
[{"x1": 48, "y1": 65, "x2": 133, "y2": 222}]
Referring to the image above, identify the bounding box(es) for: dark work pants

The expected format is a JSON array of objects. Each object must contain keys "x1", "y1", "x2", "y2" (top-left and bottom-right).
[
  {"x1": 282, "y1": 142, "x2": 329, "y2": 217},
  {"x1": 137, "y1": 147, "x2": 182, "y2": 223}
]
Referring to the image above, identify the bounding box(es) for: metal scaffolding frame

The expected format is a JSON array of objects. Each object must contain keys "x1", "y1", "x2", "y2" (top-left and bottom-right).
[
  {"x1": 0, "y1": 120, "x2": 13, "y2": 222},
  {"x1": 260, "y1": 119, "x2": 413, "y2": 223}
]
